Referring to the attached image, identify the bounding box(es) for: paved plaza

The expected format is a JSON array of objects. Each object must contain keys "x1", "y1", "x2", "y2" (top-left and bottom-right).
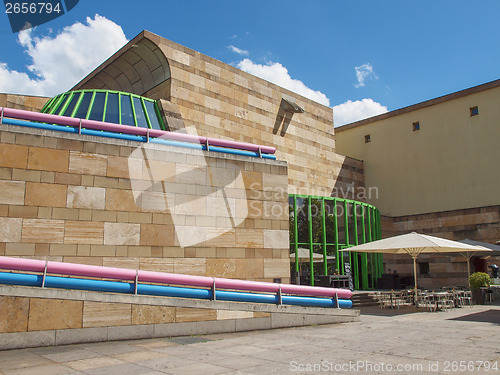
[{"x1": 0, "y1": 304, "x2": 498, "y2": 375}]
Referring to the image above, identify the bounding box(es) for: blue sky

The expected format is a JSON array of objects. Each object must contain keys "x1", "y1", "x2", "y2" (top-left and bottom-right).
[{"x1": 1, "y1": 1, "x2": 499, "y2": 126}]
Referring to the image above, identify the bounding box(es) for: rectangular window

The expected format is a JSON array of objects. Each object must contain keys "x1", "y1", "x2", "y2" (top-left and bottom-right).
[
  {"x1": 74, "y1": 92, "x2": 92, "y2": 119},
  {"x1": 62, "y1": 93, "x2": 81, "y2": 117},
  {"x1": 419, "y1": 262, "x2": 430, "y2": 275},
  {"x1": 88, "y1": 92, "x2": 106, "y2": 122},
  {"x1": 120, "y1": 95, "x2": 135, "y2": 126},
  {"x1": 364, "y1": 134, "x2": 371, "y2": 143},
  {"x1": 132, "y1": 97, "x2": 149, "y2": 129},
  {"x1": 104, "y1": 93, "x2": 119, "y2": 124},
  {"x1": 470, "y1": 106, "x2": 479, "y2": 116},
  {"x1": 144, "y1": 100, "x2": 162, "y2": 130},
  {"x1": 412, "y1": 122, "x2": 420, "y2": 131}
]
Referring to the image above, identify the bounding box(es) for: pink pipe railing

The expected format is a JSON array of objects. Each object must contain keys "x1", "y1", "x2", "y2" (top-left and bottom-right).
[
  {"x1": 0, "y1": 107, "x2": 276, "y2": 154},
  {"x1": 0, "y1": 257, "x2": 352, "y2": 299}
]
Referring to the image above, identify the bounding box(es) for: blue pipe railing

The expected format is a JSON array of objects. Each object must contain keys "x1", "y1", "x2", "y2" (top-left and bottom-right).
[
  {"x1": 0, "y1": 107, "x2": 277, "y2": 160},
  {"x1": 0, "y1": 272, "x2": 352, "y2": 308}
]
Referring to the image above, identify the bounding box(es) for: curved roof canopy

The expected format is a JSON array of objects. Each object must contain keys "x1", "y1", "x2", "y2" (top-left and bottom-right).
[
  {"x1": 72, "y1": 31, "x2": 170, "y2": 96},
  {"x1": 41, "y1": 89, "x2": 166, "y2": 131}
]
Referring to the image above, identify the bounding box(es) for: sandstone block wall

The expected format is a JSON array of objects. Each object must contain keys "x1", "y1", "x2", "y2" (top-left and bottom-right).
[
  {"x1": 154, "y1": 34, "x2": 364, "y2": 197},
  {"x1": 0, "y1": 123, "x2": 290, "y2": 283},
  {"x1": 74, "y1": 31, "x2": 365, "y2": 199},
  {"x1": 381, "y1": 206, "x2": 500, "y2": 289},
  {"x1": 0, "y1": 93, "x2": 49, "y2": 113},
  {"x1": 0, "y1": 294, "x2": 270, "y2": 334},
  {"x1": 0, "y1": 285, "x2": 359, "y2": 349}
]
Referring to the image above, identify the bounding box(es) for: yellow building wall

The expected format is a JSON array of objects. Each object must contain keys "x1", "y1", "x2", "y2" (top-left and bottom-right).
[{"x1": 335, "y1": 83, "x2": 500, "y2": 217}]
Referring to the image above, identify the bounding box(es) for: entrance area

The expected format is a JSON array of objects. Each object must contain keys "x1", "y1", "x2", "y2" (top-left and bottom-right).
[{"x1": 289, "y1": 195, "x2": 383, "y2": 289}]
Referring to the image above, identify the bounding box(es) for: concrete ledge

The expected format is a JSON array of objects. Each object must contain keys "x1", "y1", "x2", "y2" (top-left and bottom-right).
[
  {"x1": 55, "y1": 326, "x2": 107, "y2": 346},
  {"x1": 108, "y1": 324, "x2": 154, "y2": 342},
  {"x1": 0, "y1": 285, "x2": 359, "y2": 350},
  {"x1": 0, "y1": 285, "x2": 357, "y2": 317},
  {"x1": 153, "y1": 321, "x2": 199, "y2": 338},
  {"x1": 236, "y1": 317, "x2": 272, "y2": 332},
  {"x1": 0, "y1": 330, "x2": 56, "y2": 350}
]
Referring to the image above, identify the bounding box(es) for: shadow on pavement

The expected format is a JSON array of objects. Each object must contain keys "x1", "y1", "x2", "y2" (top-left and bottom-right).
[
  {"x1": 448, "y1": 309, "x2": 500, "y2": 325},
  {"x1": 360, "y1": 306, "x2": 422, "y2": 316}
]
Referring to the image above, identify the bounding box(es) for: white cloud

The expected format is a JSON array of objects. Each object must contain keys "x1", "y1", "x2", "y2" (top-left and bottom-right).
[
  {"x1": 237, "y1": 58, "x2": 330, "y2": 106},
  {"x1": 0, "y1": 15, "x2": 127, "y2": 97},
  {"x1": 333, "y1": 98, "x2": 388, "y2": 127},
  {"x1": 228, "y1": 45, "x2": 249, "y2": 56},
  {"x1": 355, "y1": 63, "x2": 377, "y2": 88}
]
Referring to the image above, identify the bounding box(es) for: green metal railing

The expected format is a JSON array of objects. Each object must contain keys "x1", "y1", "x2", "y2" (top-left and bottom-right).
[
  {"x1": 289, "y1": 194, "x2": 382, "y2": 289},
  {"x1": 41, "y1": 89, "x2": 166, "y2": 131}
]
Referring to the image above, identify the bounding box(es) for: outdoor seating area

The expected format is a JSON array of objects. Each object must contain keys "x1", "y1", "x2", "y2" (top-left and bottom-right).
[
  {"x1": 291, "y1": 273, "x2": 351, "y2": 289},
  {"x1": 373, "y1": 288, "x2": 475, "y2": 312}
]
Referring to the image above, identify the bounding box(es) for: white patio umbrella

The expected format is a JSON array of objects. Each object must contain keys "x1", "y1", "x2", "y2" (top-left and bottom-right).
[
  {"x1": 289, "y1": 247, "x2": 323, "y2": 262},
  {"x1": 290, "y1": 248, "x2": 335, "y2": 264},
  {"x1": 458, "y1": 239, "x2": 499, "y2": 285},
  {"x1": 341, "y1": 232, "x2": 487, "y2": 297},
  {"x1": 290, "y1": 248, "x2": 324, "y2": 284}
]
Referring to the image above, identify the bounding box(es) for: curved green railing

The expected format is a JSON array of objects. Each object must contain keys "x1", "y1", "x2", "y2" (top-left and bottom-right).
[
  {"x1": 41, "y1": 89, "x2": 166, "y2": 131},
  {"x1": 289, "y1": 194, "x2": 382, "y2": 289}
]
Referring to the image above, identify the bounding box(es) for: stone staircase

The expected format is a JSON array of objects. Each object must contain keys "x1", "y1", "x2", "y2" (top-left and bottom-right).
[{"x1": 351, "y1": 292, "x2": 381, "y2": 308}]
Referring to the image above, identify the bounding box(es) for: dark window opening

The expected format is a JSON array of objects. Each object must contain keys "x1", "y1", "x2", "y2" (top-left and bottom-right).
[
  {"x1": 62, "y1": 93, "x2": 81, "y2": 117},
  {"x1": 364, "y1": 134, "x2": 371, "y2": 143},
  {"x1": 88, "y1": 92, "x2": 106, "y2": 122},
  {"x1": 419, "y1": 262, "x2": 430, "y2": 275},
  {"x1": 54, "y1": 93, "x2": 69, "y2": 115},
  {"x1": 73, "y1": 92, "x2": 92, "y2": 119},
  {"x1": 144, "y1": 100, "x2": 162, "y2": 130},
  {"x1": 120, "y1": 94, "x2": 135, "y2": 126},
  {"x1": 412, "y1": 122, "x2": 420, "y2": 131},
  {"x1": 470, "y1": 106, "x2": 479, "y2": 117},
  {"x1": 133, "y1": 97, "x2": 149, "y2": 129},
  {"x1": 105, "y1": 93, "x2": 120, "y2": 124}
]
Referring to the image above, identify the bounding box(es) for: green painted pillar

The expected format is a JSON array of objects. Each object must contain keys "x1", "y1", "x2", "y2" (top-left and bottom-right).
[
  {"x1": 307, "y1": 197, "x2": 314, "y2": 286},
  {"x1": 359, "y1": 205, "x2": 369, "y2": 289},
  {"x1": 293, "y1": 196, "x2": 299, "y2": 274},
  {"x1": 352, "y1": 203, "x2": 360, "y2": 290},
  {"x1": 321, "y1": 198, "x2": 328, "y2": 275},
  {"x1": 333, "y1": 198, "x2": 340, "y2": 274},
  {"x1": 343, "y1": 200, "x2": 349, "y2": 277}
]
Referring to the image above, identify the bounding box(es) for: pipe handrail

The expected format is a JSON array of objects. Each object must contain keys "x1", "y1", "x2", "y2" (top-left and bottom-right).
[
  {"x1": 0, "y1": 256, "x2": 352, "y2": 299},
  {"x1": 1, "y1": 117, "x2": 276, "y2": 160},
  {"x1": 0, "y1": 106, "x2": 276, "y2": 155},
  {"x1": 0, "y1": 272, "x2": 352, "y2": 308}
]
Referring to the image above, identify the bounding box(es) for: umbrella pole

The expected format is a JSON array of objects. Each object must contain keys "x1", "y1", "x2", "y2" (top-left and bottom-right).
[
  {"x1": 412, "y1": 255, "x2": 418, "y2": 304},
  {"x1": 460, "y1": 252, "x2": 474, "y2": 290},
  {"x1": 466, "y1": 256, "x2": 471, "y2": 290}
]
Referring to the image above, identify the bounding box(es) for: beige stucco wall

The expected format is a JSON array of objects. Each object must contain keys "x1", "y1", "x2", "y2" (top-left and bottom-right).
[{"x1": 336, "y1": 83, "x2": 500, "y2": 217}]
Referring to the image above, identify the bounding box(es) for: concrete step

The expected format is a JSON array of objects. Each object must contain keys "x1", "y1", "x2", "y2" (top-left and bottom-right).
[{"x1": 351, "y1": 292, "x2": 381, "y2": 308}]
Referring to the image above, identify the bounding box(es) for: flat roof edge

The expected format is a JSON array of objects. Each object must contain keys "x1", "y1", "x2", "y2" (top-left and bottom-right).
[{"x1": 335, "y1": 78, "x2": 500, "y2": 132}]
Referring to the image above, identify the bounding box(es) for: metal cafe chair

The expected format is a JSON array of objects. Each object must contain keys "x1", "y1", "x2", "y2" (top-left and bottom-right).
[
  {"x1": 459, "y1": 290, "x2": 473, "y2": 307},
  {"x1": 417, "y1": 291, "x2": 436, "y2": 312}
]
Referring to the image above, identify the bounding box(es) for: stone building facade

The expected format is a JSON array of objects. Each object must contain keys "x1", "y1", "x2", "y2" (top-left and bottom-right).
[
  {"x1": 73, "y1": 30, "x2": 364, "y2": 199},
  {"x1": 336, "y1": 80, "x2": 500, "y2": 288}
]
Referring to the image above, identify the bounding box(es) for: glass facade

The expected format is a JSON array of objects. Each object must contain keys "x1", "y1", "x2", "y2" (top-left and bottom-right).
[
  {"x1": 41, "y1": 89, "x2": 166, "y2": 131},
  {"x1": 289, "y1": 194, "x2": 382, "y2": 289}
]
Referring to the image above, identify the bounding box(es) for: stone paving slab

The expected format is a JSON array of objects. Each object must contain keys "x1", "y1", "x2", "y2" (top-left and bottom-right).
[{"x1": 0, "y1": 304, "x2": 498, "y2": 374}]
